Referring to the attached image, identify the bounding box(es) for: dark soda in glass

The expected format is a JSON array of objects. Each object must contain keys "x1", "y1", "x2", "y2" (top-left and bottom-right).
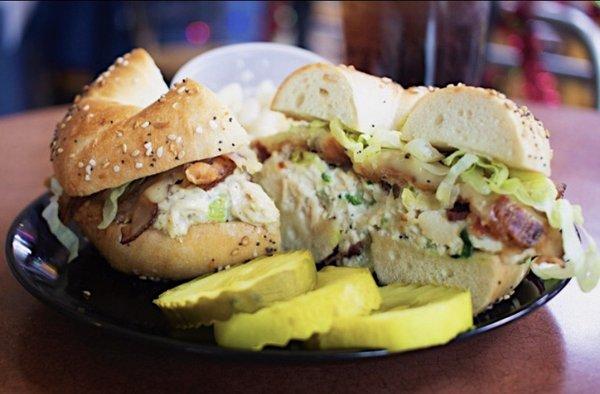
[{"x1": 342, "y1": 1, "x2": 491, "y2": 86}]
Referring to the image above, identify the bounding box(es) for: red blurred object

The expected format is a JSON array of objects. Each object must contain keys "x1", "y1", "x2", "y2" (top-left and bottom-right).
[
  {"x1": 498, "y1": 2, "x2": 562, "y2": 105},
  {"x1": 185, "y1": 21, "x2": 211, "y2": 46}
]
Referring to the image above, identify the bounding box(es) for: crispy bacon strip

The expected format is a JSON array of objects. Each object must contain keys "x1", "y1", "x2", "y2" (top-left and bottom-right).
[
  {"x1": 313, "y1": 134, "x2": 351, "y2": 167},
  {"x1": 120, "y1": 197, "x2": 157, "y2": 244},
  {"x1": 487, "y1": 196, "x2": 545, "y2": 248},
  {"x1": 447, "y1": 201, "x2": 470, "y2": 221},
  {"x1": 251, "y1": 141, "x2": 271, "y2": 163},
  {"x1": 185, "y1": 156, "x2": 236, "y2": 190}
]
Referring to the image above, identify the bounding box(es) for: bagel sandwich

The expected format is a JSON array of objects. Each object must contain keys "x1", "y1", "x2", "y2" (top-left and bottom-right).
[
  {"x1": 253, "y1": 63, "x2": 600, "y2": 313},
  {"x1": 45, "y1": 49, "x2": 280, "y2": 280}
]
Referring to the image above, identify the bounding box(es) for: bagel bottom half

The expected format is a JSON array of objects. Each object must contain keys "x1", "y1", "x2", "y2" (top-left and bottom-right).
[
  {"x1": 371, "y1": 232, "x2": 529, "y2": 315},
  {"x1": 71, "y1": 198, "x2": 281, "y2": 280}
]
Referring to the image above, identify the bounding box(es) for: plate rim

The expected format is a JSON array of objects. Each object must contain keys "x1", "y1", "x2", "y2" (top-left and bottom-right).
[{"x1": 4, "y1": 194, "x2": 571, "y2": 362}]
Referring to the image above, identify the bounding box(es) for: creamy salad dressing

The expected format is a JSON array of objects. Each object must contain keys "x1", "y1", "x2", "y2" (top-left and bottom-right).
[{"x1": 154, "y1": 172, "x2": 279, "y2": 238}]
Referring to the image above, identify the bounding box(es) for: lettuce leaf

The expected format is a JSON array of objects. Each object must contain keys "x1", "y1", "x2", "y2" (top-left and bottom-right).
[
  {"x1": 329, "y1": 118, "x2": 382, "y2": 163},
  {"x1": 371, "y1": 128, "x2": 404, "y2": 149},
  {"x1": 441, "y1": 151, "x2": 554, "y2": 213},
  {"x1": 404, "y1": 138, "x2": 443, "y2": 163},
  {"x1": 532, "y1": 199, "x2": 600, "y2": 291},
  {"x1": 42, "y1": 178, "x2": 79, "y2": 262},
  {"x1": 401, "y1": 188, "x2": 440, "y2": 211},
  {"x1": 97, "y1": 182, "x2": 130, "y2": 229},
  {"x1": 441, "y1": 150, "x2": 599, "y2": 291},
  {"x1": 436, "y1": 153, "x2": 479, "y2": 207}
]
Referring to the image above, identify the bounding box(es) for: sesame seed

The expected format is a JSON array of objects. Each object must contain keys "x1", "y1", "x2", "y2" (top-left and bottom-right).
[
  {"x1": 122, "y1": 60, "x2": 129, "y2": 66},
  {"x1": 209, "y1": 119, "x2": 218, "y2": 130},
  {"x1": 144, "y1": 142, "x2": 153, "y2": 156},
  {"x1": 172, "y1": 102, "x2": 180, "y2": 109},
  {"x1": 59, "y1": 123, "x2": 65, "y2": 129},
  {"x1": 82, "y1": 104, "x2": 90, "y2": 111},
  {"x1": 69, "y1": 153, "x2": 76, "y2": 159},
  {"x1": 156, "y1": 146, "x2": 164, "y2": 158},
  {"x1": 77, "y1": 162, "x2": 84, "y2": 168},
  {"x1": 57, "y1": 147, "x2": 64, "y2": 153},
  {"x1": 89, "y1": 159, "x2": 96, "y2": 166},
  {"x1": 135, "y1": 162, "x2": 143, "y2": 169},
  {"x1": 179, "y1": 150, "x2": 185, "y2": 158},
  {"x1": 84, "y1": 174, "x2": 91, "y2": 181},
  {"x1": 195, "y1": 125, "x2": 203, "y2": 134},
  {"x1": 167, "y1": 134, "x2": 177, "y2": 141},
  {"x1": 141, "y1": 121, "x2": 150, "y2": 128},
  {"x1": 113, "y1": 165, "x2": 120, "y2": 173},
  {"x1": 122, "y1": 144, "x2": 127, "y2": 153},
  {"x1": 131, "y1": 149, "x2": 140, "y2": 157},
  {"x1": 85, "y1": 165, "x2": 92, "y2": 175},
  {"x1": 102, "y1": 161, "x2": 110, "y2": 168},
  {"x1": 176, "y1": 136, "x2": 183, "y2": 144},
  {"x1": 116, "y1": 131, "x2": 123, "y2": 138},
  {"x1": 116, "y1": 57, "x2": 124, "y2": 64}
]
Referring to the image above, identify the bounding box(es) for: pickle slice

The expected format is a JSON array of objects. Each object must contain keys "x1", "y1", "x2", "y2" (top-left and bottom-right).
[
  {"x1": 154, "y1": 251, "x2": 317, "y2": 327},
  {"x1": 317, "y1": 284, "x2": 473, "y2": 352},
  {"x1": 214, "y1": 266, "x2": 381, "y2": 350}
]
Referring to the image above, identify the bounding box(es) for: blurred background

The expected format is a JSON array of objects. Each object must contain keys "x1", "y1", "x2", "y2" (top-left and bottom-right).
[{"x1": 1, "y1": 0, "x2": 600, "y2": 116}]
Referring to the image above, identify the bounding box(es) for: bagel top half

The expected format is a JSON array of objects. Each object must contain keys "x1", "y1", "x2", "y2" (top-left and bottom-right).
[{"x1": 50, "y1": 48, "x2": 251, "y2": 197}]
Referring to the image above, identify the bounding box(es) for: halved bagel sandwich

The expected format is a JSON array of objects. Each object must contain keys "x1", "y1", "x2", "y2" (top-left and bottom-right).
[
  {"x1": 45, "y1": 49, "x2": 280, "y2": 280},
  {"x1": 253, "y1": 63, "x2": 600, "y2": 314}
]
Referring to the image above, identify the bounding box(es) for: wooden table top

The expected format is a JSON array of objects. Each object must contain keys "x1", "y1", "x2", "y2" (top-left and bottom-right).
[{"x1": 1, "y1": 105, "x2": 599, "y2": 393}]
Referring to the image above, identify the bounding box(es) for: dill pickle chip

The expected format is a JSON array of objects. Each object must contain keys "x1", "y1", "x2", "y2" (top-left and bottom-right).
[
  {"x1": 317, "y1": 284, "x2": 473, "y2": 352},
  {"x1": 214, "y1": 266, "x2": 381, "y2": 350},
  {"x1": 154, "y1": 251, "x2": 317, "y2": 327}
]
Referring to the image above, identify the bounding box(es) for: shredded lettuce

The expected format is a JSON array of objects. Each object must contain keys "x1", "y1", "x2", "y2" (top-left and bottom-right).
[
  {"x1": 404, "y1": 138, "x2": 443, "y2": 163},
  {"x1": 532, "y1": 199, "x2": 600, "y2": 291},
  {"x1": 401, "y1": 188, "x2": 440, "y2": 211},
  {"x1": 371, "y1": 128, "x2": 404, "y2": 149},
  {"x1": 208, "y1": 196, "x2": 229, "y2": 222},
  {"x1": 329, "y1": 118, "x2": 381, "y2": 163},
  {"x1": 440, "y1": 151, "x2": 554, "y2": 213},
  {"x1": 42, "y1": 178, "x2": 79, "y2": 262},
  {"x1": 290, "y1": 150, "x2": 328, "y2": 171},
  {"x1": 97, "y1": 182, "x2": 130, "y2": 229},
  {"x1": 436, "y1": 153, "x2": 479, "y2": 207},
  {"x1": 440, "y1": 150, "x2": 599, "y2": 291}
]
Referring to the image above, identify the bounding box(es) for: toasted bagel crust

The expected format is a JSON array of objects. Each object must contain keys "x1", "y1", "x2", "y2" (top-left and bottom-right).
[
  {"x1": 71, "y1": 197, "x2": 281, "y2": 280},
  {"x1": 51, "y1": 49, "x2": 250, "y2": 196}
]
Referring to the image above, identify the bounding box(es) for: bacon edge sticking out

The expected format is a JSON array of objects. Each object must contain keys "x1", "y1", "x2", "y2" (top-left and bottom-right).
[
  {"x1": 487, "y1": 196, "x2": 545, "y2": 248},
  {"x1": 185, "y1": 156, "x2": 236, "y2": 190},
  {"x1": 447, "y1": 201, "x2": 470, "y2": 221},
  {"x1": 120, "y1": 198, "x2": 158, "y2": 244}
]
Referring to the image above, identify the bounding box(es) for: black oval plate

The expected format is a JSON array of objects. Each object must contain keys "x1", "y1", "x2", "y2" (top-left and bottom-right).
[{"x1": 5, "y1": 194, "x2": 570, "y2": 361}]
